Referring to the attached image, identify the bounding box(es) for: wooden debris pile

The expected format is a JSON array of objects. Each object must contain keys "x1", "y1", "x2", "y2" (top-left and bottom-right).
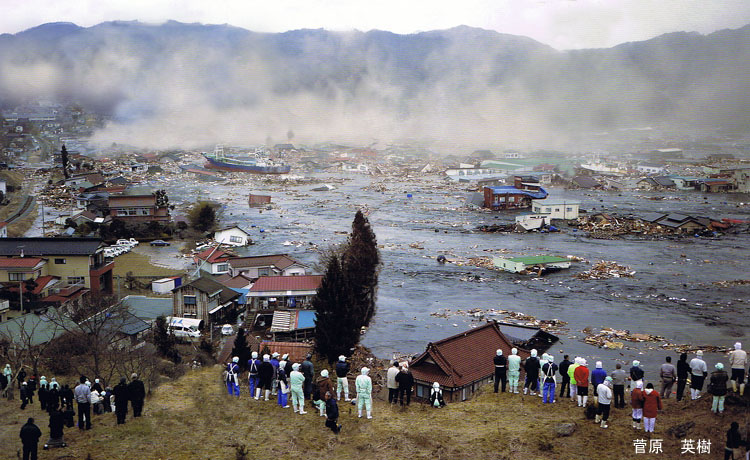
[
  {"x1": 583, "y1": 327, "x2": 732, "y2": 353},
  {"x1": 574, "y1": 260, "x2": 635, "y2": 280}
]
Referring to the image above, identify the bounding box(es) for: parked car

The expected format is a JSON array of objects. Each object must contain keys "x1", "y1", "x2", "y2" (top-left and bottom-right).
[
  {"x1": 112, "y1": 243, "x2": 131, "y2": 253},
  {"x1": 150, "y1": 239, "x2": 170, "y2": 246},
  {"x1": 220, "y1": 324, "x2": 234, "y2": 336},
  {"x1": 116, "y1": 238, "x2": 139, "y2": 248}
]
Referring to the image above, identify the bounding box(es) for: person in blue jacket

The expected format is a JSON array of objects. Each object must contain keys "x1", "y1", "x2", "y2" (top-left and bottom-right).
[
  {"x1": 591, "y1": 361, "x2": 607, "y2": 403},
  {"x1": 270, "y1": 353, "x2": 280, "y2": 396},
  {"x1": 226, "y1": 357, "x2": 240, "y2": 397},
  {"x1": 324, "y1": 392, "x2": 341, "y2": 434},
  {"x1": 247, "y1": 352, "x2": 261, "y2": 397},
  {"x1": 335, "y1": 356, "x2": 351, "y2": 401}
]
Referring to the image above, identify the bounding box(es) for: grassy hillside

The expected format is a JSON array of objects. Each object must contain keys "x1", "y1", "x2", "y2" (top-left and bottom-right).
[{"x1": 1, "y1": 366, "x2": 746, "y2": 459}]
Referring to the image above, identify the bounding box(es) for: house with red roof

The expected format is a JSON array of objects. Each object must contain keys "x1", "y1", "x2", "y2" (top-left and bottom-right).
[
  {"x1": 192, "y1": 247, "x2": 234, "y2": 275},
  {"x1": 246, "y1": 275, "x2": 322, "y2": 312},
  {"x1": 409, "y1": 321, "x2": 529, "y2": 403}
]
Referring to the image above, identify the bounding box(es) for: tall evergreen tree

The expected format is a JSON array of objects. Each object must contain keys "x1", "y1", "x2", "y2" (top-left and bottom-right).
[
  {"x1": 153, "y1": 315, "x2": 177, "y2": 358},
  {"x1": 313, "y1": 253, "x2": 361, "y2": 363},
  {"x1": 231, "y1": 327, "x2": 251, "y2": 370},
  {"x1": 60, "y1": 144, "x2": 70, "y2": 179},
  {"x1": 343, "y1": 210, "x2": 381, "y2": 327}
]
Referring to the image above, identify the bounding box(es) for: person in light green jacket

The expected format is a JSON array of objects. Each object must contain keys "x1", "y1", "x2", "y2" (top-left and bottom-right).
[
  {"x1": 289, "y1": 363, "x2": 307, "y2": 414},
  {"x1": 355, "y1": 367, "x2": 373, "y2": 419},
  {"x1": 568, "y1": 357, "x2": 581, "y2": 402},
  {"x1": 507, "y1": 348, "x2": 521, "y2": 394}
]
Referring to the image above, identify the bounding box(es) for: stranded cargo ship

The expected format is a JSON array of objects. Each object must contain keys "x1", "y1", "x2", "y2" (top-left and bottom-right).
[{"x1": 202, "y1": 145, "x2": 291, "y2": 174}]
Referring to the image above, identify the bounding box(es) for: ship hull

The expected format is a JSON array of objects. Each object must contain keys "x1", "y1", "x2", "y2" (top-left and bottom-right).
[{"x1": 203, "y1": 156, "x2": 291, "y2": 174}]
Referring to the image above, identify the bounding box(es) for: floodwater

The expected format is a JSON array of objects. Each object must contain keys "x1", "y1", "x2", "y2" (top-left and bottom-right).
[{"x1": 107, "y1": 172, "x2": 750, "y2": 371}]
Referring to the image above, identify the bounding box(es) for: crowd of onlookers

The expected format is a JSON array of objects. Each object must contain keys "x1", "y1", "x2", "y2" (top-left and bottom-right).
[{"x1": 2, "y1": 364, "x2": 146, "y2": 460}]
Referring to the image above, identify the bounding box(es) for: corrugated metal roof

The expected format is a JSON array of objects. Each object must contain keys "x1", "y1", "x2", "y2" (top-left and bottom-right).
[
  {"x1": 120, "y1": 295, "x2": 173, "y2": 321},
  {"x1": 249, "y1": 275, "x2": 322, "y2": 293},
  {"x1": 260, "y1": 341, "x2": 312, "y2": 363},
  {"x1": 108, "y1": 195, "x2": 156, "y2": 207},
  {"x1": 0, "y1": 238, "x2": 103, "y2": 256}
]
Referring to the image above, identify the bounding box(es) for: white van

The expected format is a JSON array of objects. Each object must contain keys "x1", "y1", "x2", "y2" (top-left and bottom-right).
[{"x1": 166, "y1": 317, "x2": 203, "y2": 339}]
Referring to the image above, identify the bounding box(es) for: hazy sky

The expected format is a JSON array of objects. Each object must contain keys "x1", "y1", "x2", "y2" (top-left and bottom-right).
[{"x1": 3, "y1": 0, "x2": 750, "y2": 49}]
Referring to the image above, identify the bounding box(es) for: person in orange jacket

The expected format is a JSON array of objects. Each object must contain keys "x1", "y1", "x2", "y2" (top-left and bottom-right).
[
  {"x1": 642, "y1": 382, "x2": 663, "y2": 433},
  {"x1": 573, "y1": 359, "x2": 590, "y2": 407},
  {"x1": 631, "y1": 381, "x2": 645, "y2": 430}
]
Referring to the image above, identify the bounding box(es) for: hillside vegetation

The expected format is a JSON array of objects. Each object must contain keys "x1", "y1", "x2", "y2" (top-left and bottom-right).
[{"x1": 1, "y1": 366, "x2": 746, "y2": 459}]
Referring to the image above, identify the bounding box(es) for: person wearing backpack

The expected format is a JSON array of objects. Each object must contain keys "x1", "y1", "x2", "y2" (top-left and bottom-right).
[
  {"x1": 429, "y1": 382, "x2": 446, "y2": 408},
  {"x1": 542, "y1": 355, "x2": 558, "y2": 404}
]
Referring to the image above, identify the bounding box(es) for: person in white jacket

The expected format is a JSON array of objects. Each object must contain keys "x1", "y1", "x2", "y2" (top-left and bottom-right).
[
  {"x1": 596, "y1": 377, "x2": 613, "y2": 429},
  {"x1": 507, "y1": 348, "x2": 521, "y2": 394},
  {"x1": 689, "y1": 351, "x2": 708, "y2": 400},
  {"x1": 728, "y1": 342, "x2": 747, "y2": 395},
  {"x1": 386, "y1": 361, "x2": 399, "y2": 404}
]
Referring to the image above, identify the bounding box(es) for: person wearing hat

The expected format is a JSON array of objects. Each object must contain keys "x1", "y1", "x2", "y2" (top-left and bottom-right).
[
  {"x1": 355, "y1": 367, "x2": 373, "y2": 419},
  {"x1": 507, "y1": 348, "x2": 522, "y2": 394},
  {"x1": 247, "y1": 351, "x2": 261, "y2": 397},
  {"x1": 690, "y1": 350, "x2": 708, "y2": 400},
  {"x1": 542, "y1": 354, "x2": 558, "y2": 404},
  {"x1": 128, "y1": 373, "x2": 145, "y2": 417},
  {"x1": 44, "y1": 404, "x2": 66, "y2": 450},
  {"x1": 574, "y1": 359, "x2": 590, "y2": 407},
  {"x1": 256, "y1": 354, "x2": 274, "y2": 401},
  {"x1": 591, "y1": 361, "x2": 606, "y2": 404},
  {"x1": 270, "y1": 352, "x2": 280, "y2": 396},
  {"x1": 596, "y1": 377, "x2": 613, "y2": 428},
  {"x1": 20, "y1": 381, "x2": 30, "y2": 410},
  {"x1": 113, "y1": 377, "x2": 130, "y2": 425},
  {"x1": 493, "y1": 349, "x2": 508, "y2": 393},
  {"x1": 301, "y1": 353, "x2": 315, "y2": 400},
  {"x1": 630, "y1": 381, "x2": 645, "y2": 430},
  {"x1": 290, "y1": 363, "x2": 307, "y2": 414},
  {"x1": 19, "y1": 417, "x2": 42, "y2": 460},
  {"x1": 523, "y1": 349, "x2": 541, "y2": 396},
  {"x1": 314, "y1": 370, "x2": 335, "y2": 416},
  {"x1": 567, "y1": 357, "x2": 580, "y2": 402},
  {"x1": 335, "y1": 355, "x2": 351, "y2": 402},
  {"x1": 276, "y1": 358, "x2": 289, "y2": 408},
  {"x1": 226, "y1": 357, "x2": 241, "y2": 397},
  {"x1": 430, "y1": 382, "x2": 446, "y2": 408},
  {"x1": 709, "y1": 362, "x2": 729, "y2": 414},
  {"x1": 728, "y1": 342, "x2": 747, "y2": 396},
  {"x1": 629, "y1": 360, "x2": 644, "y2": 391}
]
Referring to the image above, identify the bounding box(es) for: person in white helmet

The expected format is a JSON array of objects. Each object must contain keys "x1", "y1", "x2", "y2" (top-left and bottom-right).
[
  {"x1": 523, "y1": 349, "x2": 541, "y2": 396},
  {"x1": 568, "y1": 358, "x2": 580, "y2": 402},
  {"x1": 355, "y1": 367, "x2": 373, "y2": 419},
  {"x1": 574, "y1": 359, "x2": 590, "y2": 407},
  {"x1": 538, "y1": 353, "x2": 550, "y2": 398},
  {"x1": 689, "y1": 350, "x2": 708, "y2": 400},
  {"x1": 247, "y1": 351, "x2": 261, "y2": 397},
  {"x1": 542, "y1": 354, "x2": 558, "y2": 403},
  {"x1": 507, "y1": 348, "x2": 521, "y2": 394},
  {"x1": 314, "y1": 370, "x2": 334, "y2": 416},
  {"x1": 429, "y1": 382, "x2": 445, "y2": 408},
  {"x1": 335, "y1": 355, "x2": 351, "y2": 401},
  {"x1": 493, "y1": 349, "x2": 507, "y2": 393},
  {"x1": 289, "y1": 363, "x2": 306, "y2": 414},
  {"x1": 270, "y1": 352, "x2": 280, "y2": 395},
  {"x1": 728, "y1": 342, "x2": 747, "y2": 395},
  {"x1": 256, "y1": 354, "x2": 274, "y2": 401},
  {"x1": 226, "y1": 357, "x2": 240, "y2": 397}
]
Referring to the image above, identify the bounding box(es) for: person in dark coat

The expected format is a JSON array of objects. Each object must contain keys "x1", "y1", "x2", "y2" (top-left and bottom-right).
[
  {"x1": 19, "y1": 417, "x2": 42, "y2": 460},
  {"x1": 724, "y1": 421, "x2": 743, "y2": 460},
  {"x1": 44, "y1": 408, "x2": 66, "y2": 449},
  {"x1": 26, "y1": 375, "x2": 37, "y2": 404},
  {"x1": 46, "y1": 386, "x2": 59, "y2": 414},
  {"x1": 113, "y1": 377, "x2": 130, "y2": 425},
  {"x1": 324, "y1": 392, "x2": 341, "y2": 434},
  {"x1": 493, "y1": 349, "x2": 507, "y2": 393},
  {"x1": 257, "y1": 354, "x2": 275, "y2": 401},
  {"x1": 523, "y1": 350, "x2": 541, "y2": 395},
  {"x1": 709, "y1": 363, "x2": 729, "y2": 414},
  {"x1": 128, "y1": 373, "x2": 146, "y2": 417},
  {"x1": 20, "y1": 382, "x2": 29, "y2": 410},
  {"x1": 60, "y1": 384, "x2": 73, "y2": 408},
  {"x1": 63, "y1": 403, "x2": 75, "y2": 429},
  {"x1": 301, "y1": 354, "x2": 315, "y2": 400},
  {"x1": 395, "y1": 365, "x2": 415, "y2": 406},
  {"x1": 17, "y1": 367, "x2": 26, "y2": 389},
  {"x1": 675, "y1": 353, "x2": 690, "y2": 401},
  {"x1": 558, "y1": 355, "x2": 572, "y2": 398}
]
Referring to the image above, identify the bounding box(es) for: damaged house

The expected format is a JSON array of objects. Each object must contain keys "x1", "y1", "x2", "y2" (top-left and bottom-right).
[{"x1": 409, "y1": 322, "x2": 529, "y2": 402}]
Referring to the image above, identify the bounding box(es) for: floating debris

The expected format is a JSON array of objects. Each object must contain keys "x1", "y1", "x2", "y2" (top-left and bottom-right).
[
  {"x1": 574, "y1": 260, "x2": 635, "y2": 280},
  {"x1": 582, "y1": 327, "x2": 731, "y2": 353}
]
